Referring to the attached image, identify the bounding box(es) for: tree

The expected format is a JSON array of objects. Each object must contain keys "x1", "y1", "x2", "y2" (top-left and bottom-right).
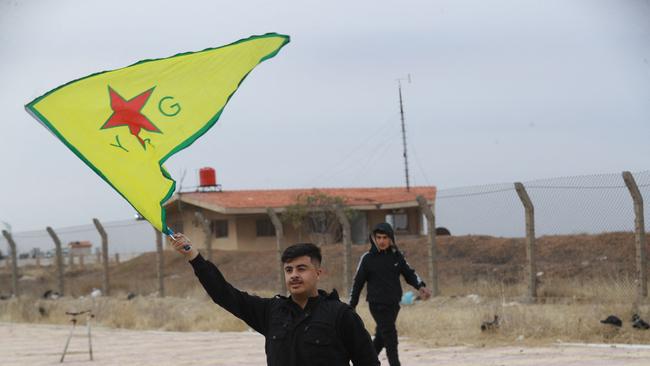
[{"x1": 282, "y1": 191, "x2": 356, "y2": 245}]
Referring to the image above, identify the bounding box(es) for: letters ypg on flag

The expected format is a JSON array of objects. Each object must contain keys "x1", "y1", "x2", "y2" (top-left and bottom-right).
[{"x1": 26, "y1": 33, "x2": 290, "y2": 233}]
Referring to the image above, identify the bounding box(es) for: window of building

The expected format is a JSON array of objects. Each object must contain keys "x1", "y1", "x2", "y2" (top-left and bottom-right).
[
  {"x1": 308, "y1": 213, "x2": 330, "y2": 234},
  {"x1": 386, "y1": 213, "x2": 408, "y2": 231},
  {"x1": 210, "y1": 220, "x2": 229, "y2": 238},
  {"x1": 256, "y1": 218, "x2": 276, "y2": 237}
]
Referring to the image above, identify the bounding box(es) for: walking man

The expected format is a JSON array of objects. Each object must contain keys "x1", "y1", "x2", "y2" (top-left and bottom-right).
[
  {"x1": 171, "y1": 234, "x2": 379, "y2": 366},
  {"x1": 349, "y1": 222, "x2": 431, "y2": 366}
]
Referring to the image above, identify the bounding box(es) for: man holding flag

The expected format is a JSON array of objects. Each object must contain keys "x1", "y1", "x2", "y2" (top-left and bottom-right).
[
  {"x1": 171, "y1": 234, "x2": 379, "y2": 366},
  {"x1": 27, "y1": 33, "x2": 380, "y2": 364}
]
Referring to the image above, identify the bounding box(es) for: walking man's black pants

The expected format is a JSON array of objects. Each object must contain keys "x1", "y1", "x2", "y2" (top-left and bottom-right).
[{"x1": 369, "y1": 302, "x2": 401, "y2": 366}]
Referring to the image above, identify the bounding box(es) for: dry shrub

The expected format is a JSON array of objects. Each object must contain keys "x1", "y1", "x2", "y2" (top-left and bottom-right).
[
  {"x1": 0, "y1": 296, "x2": 249, "y2": 332},
  {"x1": 4, "y1": 283, "x2": 650, "y2": 347},
  {"x1": 356, "y1": 296, "x2": 650, "y2": 347},
  {"x1": 537, "y1": 276, "x2": 636, "y2": 301},
  {"x1": 2, "y1": 232, "x2": 650, "y2": 346}
]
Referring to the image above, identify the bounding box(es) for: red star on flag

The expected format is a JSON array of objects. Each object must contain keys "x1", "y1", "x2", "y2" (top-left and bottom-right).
[{"x1": 101, "y1": 87, "x2": 160, "y2": 147}]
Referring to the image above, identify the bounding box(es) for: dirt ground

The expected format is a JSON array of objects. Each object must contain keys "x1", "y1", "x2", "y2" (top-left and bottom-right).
[{"x1": 3, "y1": 322, "x2": 650, "y2": 366}]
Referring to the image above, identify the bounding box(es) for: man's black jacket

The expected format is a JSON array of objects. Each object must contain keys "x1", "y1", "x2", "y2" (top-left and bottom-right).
[
  {"x1": 349, "y1": 223, "x2": 426, "y2": 308},
  {"x1": 189, "y1": 254, "x2": 379, "y2": 366}
]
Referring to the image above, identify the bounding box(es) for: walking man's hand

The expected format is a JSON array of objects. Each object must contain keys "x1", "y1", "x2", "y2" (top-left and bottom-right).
[{"x1": 418, "y1": 287, "x2": 432, "y2": 300}]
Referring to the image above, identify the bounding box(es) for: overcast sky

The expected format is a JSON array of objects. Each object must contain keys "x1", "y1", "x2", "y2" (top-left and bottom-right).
[{"x1": 1, "y1": 0, "x2": 649, "y2": 233}]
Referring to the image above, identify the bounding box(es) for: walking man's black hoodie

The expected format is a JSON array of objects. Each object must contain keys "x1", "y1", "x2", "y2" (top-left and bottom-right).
[
  {"x1": 348, "y1": 222, "x2": 426, "y2": 366},
  {"x1": 349, "y1": 222, "x2": 426, "y2": 307}
]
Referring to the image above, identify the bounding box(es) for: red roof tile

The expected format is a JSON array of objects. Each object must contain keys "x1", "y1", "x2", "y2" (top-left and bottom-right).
[{"x1": 169, "y1": 186, "x2": 435, "y2": 212}]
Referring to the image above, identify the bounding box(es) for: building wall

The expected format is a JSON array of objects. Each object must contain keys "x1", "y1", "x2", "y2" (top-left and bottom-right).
[
  {"x1": 168, "y1": 206, "x2": 303, "y2": 251},
  {"x1": 236, "y1": 215, "x2": 276, "y2": 251},
  {"x1": 202, "y1": 212, "x2": 239, "y2": 251},
  {"x1": 281, "y1": 222, "x2": 307, "y2": 246},
  {"x1": 366, "y1": 207, "x2": 421, "y2": 237},
  {"x1": 173, "y1": 209, "x2": 205, "y2": 250},
  {"x1": 234, "y1": 214, "x2": 311, "y2": 251},
  {"x1": 70, "y1": 247, "x2": 92, "y2": 256},
  {"x1": 167, "y1": 204, "x2": 425, "y2": 251},
  {"x1": 167, "y1": 208, "x2": 240, "y2": 251},
  {"x1": 407, "y1": 207, "x2": 422, "y2": 235},
  {"x1": 367, "y1": 209, "x2": 388, "y2": 233}
]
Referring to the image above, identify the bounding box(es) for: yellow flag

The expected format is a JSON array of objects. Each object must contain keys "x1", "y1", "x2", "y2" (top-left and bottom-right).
[{"x1": 26, "y1": 33, "x2": 289, "y2": 233}]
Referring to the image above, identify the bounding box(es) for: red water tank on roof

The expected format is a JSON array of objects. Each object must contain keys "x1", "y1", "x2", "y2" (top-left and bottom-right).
[{"x1": 199, "y1": 167, "x2": 217, "y2": 186}]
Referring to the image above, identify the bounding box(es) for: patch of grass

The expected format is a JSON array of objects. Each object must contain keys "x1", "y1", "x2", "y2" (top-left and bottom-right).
[{"x1": 3, "y1": 283, "x2": 650, "y2": 347}]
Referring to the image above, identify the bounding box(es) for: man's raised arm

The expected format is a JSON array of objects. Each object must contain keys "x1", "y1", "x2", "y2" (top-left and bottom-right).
[{"x1": 170, "y1": 234, "x2": 271, "y2": 335}]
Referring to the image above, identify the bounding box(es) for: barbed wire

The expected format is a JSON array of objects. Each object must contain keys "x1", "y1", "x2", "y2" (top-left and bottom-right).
[
  {"x1": 11, "y1": 220, "x2": 147, "y2": 239},
  {"x1": 3, "y1": 170, "x2": 648, "y2": 247},
  {"x1": 437, "y1": 187, "x2": 515, "y2": 199}
]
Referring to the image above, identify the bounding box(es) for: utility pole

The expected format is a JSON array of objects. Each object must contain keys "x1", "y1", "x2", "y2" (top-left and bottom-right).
[{"x1": 398, "y1": 75, "x2": 411, "y2": 191}]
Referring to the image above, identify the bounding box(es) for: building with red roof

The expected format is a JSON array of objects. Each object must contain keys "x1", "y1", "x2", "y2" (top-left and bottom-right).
[{"x1": 164, "y1": 186, "x2": 436, "y2": 251}]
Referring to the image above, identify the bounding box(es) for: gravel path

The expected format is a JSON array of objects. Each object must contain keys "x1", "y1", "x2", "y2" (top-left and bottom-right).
[{"x1": 3, "y1": 323, "x2": 650, "y2": 365}]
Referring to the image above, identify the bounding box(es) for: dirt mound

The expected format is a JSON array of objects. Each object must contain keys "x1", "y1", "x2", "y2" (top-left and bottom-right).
[{"x1": 1, "y1": 232, "x2": 646, "y2": 298}]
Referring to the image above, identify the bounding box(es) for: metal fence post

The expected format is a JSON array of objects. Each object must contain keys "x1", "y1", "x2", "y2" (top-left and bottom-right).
[
  {"x1": 514, "y1": 182, "x2": 537, "y2": 300},
  {"x1": 334, "y1": 205, "x2": 353, "y2": 297},
  {"x1": 416, "y1": 195, "x2": 439, "y2": 297},
  {"x1": 267, "y1": 208, "x2": 285, "y2": 295},
  {"x1": 155, "y1": 228, "x2": 165, "y2": 297},
  {"x1": 46, "y1": 226, "x2": 65, "y2": 296},
  {"x1": 1, "y1": 230, "x2": 19, "y2": 297},
  {"x1": 623, "y1": 171, "x2": 647, "y2": 299},
  {"x1": 92, "y1": 219, "x2": 110, "y2": 296},
  {"x1": 195, "y1": 211, "x2": 213, "y2": 262}
]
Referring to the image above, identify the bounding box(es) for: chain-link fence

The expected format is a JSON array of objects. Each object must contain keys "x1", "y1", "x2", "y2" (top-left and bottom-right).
[
  {"x1": 1, "y1": 171, "x2": 648, "y2": 301},
  {"x1": 433, "y1": 170, "x2": 649, "y2": 301},
  {"x1": 0, "y1": 219, "x2": 156, "y2": 260},
  {"x1": 0, "y1": 219, "x2": 160, "y2": 297}
]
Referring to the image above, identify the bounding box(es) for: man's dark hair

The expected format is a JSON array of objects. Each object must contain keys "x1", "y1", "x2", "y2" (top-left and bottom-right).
[
  {"x1": 373, "y1": 228, "x2": 390, "y2": 236},
  {"x1": 372, "y1": 222, "x2": 394, "y2": 237},
  {"x1": 281, "y1": 243, "x2": 322, "y2": 266}
]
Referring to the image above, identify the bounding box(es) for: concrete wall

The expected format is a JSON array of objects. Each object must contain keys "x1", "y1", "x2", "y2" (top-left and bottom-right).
[
  {"x1": 407, "y1": 207, "x2": 422, "y2": 235},
  {"x1": 235, "y1": 214, "x2": 309, "y2": 251},
  {"x1": 165, "y1": 207, "x2": 239, "y2": 251},
  {"x1": 367, "y1": 209, "x2": 390, "y2": 233},
  {"x1": 235, "y1": 215, "x2": 277, "y2": 251},
  {"x1": 70, "y1": 248, "x2": 92, "y2": 256},
  {"x1": 281, "y1": 222, "x2": 308, "y2": 246},
  {"x1": 203, "y1": 212, "x2": 239, "y2": 251}
]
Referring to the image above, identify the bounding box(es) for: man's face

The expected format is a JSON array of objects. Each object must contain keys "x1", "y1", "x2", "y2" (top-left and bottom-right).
[
  {"x1": 374, "y1": 232, "x2": 392, "y2": 251},
  {"x1": 283, "y1": 255, "x2": 321, "y2": 297}
]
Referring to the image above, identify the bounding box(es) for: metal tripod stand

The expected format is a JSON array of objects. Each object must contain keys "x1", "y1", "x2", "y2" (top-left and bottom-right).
[{"x1": 60, "y1": 310, "x2": 94, "y2": 363}]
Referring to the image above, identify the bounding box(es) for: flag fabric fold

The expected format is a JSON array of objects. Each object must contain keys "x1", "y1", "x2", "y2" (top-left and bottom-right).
[{"x1": 26, "y1": 33, "x2": 290, "y2": 233}]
